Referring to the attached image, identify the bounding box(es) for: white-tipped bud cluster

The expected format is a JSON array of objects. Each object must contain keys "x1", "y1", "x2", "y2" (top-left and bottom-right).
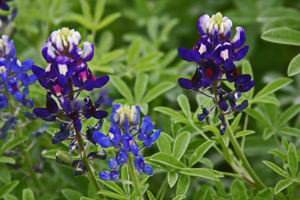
[
  {"x1": 51, "y1": 27, "x2": 81, "y2": 52},
  {"x1": 198, "y1": 12, "x2": 232, "y2": 39},
  {"x1": 0, "y1": 35, "x2": 16, "y2": 58},
  {"x1": 115, "y1": 105, "x2": 139, "y2": 124}
]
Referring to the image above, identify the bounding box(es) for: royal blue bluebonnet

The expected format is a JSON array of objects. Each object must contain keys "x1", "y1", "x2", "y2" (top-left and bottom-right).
[
  {"x1": 178, "y1": 12, "x2": 254, "y2": 135},
  {"x1": 32, "y1": 27, "x2": 110, "y2": 176},
  {"x1": 96, "y1": 104, "x2": 160, "y2": 181}
]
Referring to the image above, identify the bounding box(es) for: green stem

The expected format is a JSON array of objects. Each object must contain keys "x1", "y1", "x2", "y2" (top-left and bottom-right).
[
  {"x1": 128, "y1": 153, "x2": 143, "y2": 198},
  {"x1": 156, "y1": 177, "x2": 167, "y2": 199},
  {"x1": 288, "y1": 183, "x2": 294, "y2": 200},
  {"x1": 67, "y1": 78, "x2": 105, "y2": 199},
  {"x1": 212, "y1": 82, "x2": 265, "y2": 190},
  {"x1": 241, "y1": 113, "x2": 249, "y2": 150},
  {"x1": 74, "y1": 129, "x2": 105, "y2": 199}
]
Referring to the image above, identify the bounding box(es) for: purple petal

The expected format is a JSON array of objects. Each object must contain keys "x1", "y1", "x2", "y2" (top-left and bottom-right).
[
  {"x1": 178, "y1": 78, "x2": 193, "y2": 90},
  {"x1": 224, "y1": 58, "x2": 234, "y2": 70},
  {"x1": 197, "y1": 14, "x2": 209, "y2": 35},
  {"x1": 236, "y1": 74, "x2": 251, "y2": 85},
  {"x1": 32, "y1": 65, "x2": 46, "y2": 78},
  {"x1": 231, "y1": 27, "x2": 246, "y2": 49},
  {"x1": 235, "y1": 100, "x2": 248, "y2": 111},
  {"x1": 144, "y1": 165, "x2": 153, "y2": 175},
  {"x1": 73, "y1": 118, "x2": 82, "y2": 131},
  {"x1": 95, "y1": 75, "x2": 109, "y2": 88},
  {"x1": 235, "y1": 45, "x2": 249, "y2": 61},
  {"x1": 178, "y1": 47, "x2": 200, "y2": 62},
  {"x1": 219, "y1": 101, "x2": 228, "y2": 111},
  {"x1": 83, "y1": 79, "x2": 95, "y2": 91},
  {"x1": 33, "y1": 108, "x2": 50, "y2": 118},
  {"x1": 22, "y1": 59, "x2": 34, "y2": 71},
  {"x1": 94, "y1": 110, "x2": 108, "y2": 119},
  {"x1": 82, "y1": 42, "x2": 94, "y2": 62},
  {"x1": 241, "y1": 80, "x2": 255, "y2": 92}
]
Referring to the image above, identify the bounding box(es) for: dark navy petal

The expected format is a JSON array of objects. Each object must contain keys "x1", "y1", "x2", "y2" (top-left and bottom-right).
[
  {"x1": 178, "y1": 47, "x2": 200, "y2": 62},
  {"x1": 178, "y1": 78, "x2": 193, "y2": 90},
  {"x1": 93, "y1": 110, "x2": 108, "y2": 119},
  {"x1": 83, "y1": 79, "x2": 95, "y2": 91},
  {"x1": 202, "y1": 77, "x2": 211, "y2": 89},
  {"x1": 197, "y1": 106, "x2": 209, "y2": 121},
  {"x1": 33, "y1": 108, "x2": 50, "y2": 118},
  {"x1": 95, "y1": 75, "x2": 109, "y2": 88},
  {"x1": 241, "y1": 80, "x2": 255, "y2": 92},
  {"x1": 235, "y1": 100, "x2": 248, "y2": 111},
  {"x1": 73, "y1": 118, "x2": 82, "y2": 131},
  {"x1": 236, "y1": 74, "x2": 251, "y2": 85},
  {"x1": 219, "y1": 101, "x2": 228, "y2": 111},
  {"x1": 224, "y1": 58, "x2": 234, "y2": 70},
  {"x1": 59, "y1": 97, "x2": 71, "y2": 112}
]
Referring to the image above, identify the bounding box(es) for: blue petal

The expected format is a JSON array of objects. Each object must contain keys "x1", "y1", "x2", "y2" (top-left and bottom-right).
[
  {"x1": 99, "y1": 171, "x2": 112, "y2": 181},
  {"x1": 108, "y1": 158, "x2": 118, "y2": 169}
]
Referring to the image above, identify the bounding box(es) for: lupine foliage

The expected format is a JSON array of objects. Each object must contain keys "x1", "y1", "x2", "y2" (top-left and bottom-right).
[{"x1": 1, "y1": 0, "x2": 300, "y2": 200}]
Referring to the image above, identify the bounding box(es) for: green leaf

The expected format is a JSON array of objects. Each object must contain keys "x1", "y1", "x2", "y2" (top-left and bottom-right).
[
  {"x1": 263, "y1": 128, "x2": 276, "y2": 140},
  {"x1": 0, "y1": 157, "x2": 15, "y2": 164},
  {"x1": 147, "y1": 191, "x2": 156, "y2": 200},
  {"x1": 154, "y1": 107, "x2": 185, "y2": 120},
  {"x1": 176, "y1": 175, "x2": 190, "y2": 196},
  {"x1": 157, "y1": 133, "x2": 172, "y2": 154},
  {"x1": 98, "y1": 49, "x2": 125, "y2": 65},
  {"x1": 121, "y1": 165, "x2": 130, "y2": 195},
  {"x1": 80, "y1": 197, "x2": 93, "y2": 200},
  {"x1": 134, "y1": 71, "x2": 148, "y2": 103},
  {"x1": 127, "y1": 39, "x2": 141, "y2": 66},
  {"x1": 245, "y1": 108, "x2": 271, "y2": 128},
  {"x1": 160, "y1": 19, "x2": 179, "y2": 44},
  {"x1": 94, "y1": 13, "x2": 121, "y2": 31},
  {"x1": 251, "y1": 96, "x2": 280, "y2": 106},
  {"x1": 3, "y1": 194, "x2": 18, "y2": 200},
  {"x1": 262, "y1": 28, "x2": 300, "y2": 46},
  {"x1": 235, "y1": 130, "x2": 255, "y2": 138},
  {"x1": 142, "y1": 82, "x2": 176, "y2": 104},
  {"x1": 231, "y1": 113, "x2": 242, "y2": 131},
  {"x1": 177, "y1": 168, "x2": 219, "y2": 181},
  {"x1": 268, "y1": 149, "x2": 287, "y2": 161},
  {"x1": 110, "y1": 76, "x2": 134, "y2": 104},
  {"x1": 97, "y1": 190, "x2": 127, "y2": 200},
  {"x1": 254, "y1": 78, "x2": 293, "y2": 99},
  {"x1": 147, "y1": 17, "x2": 158, "y2": 42},
  {"x1": 0, "y1": 180, "x2": 19, "y2": 198},
  {"x1": 0, "y1": 136, "x2": 28, "y2": 152},
  {"x1": 80, "y1": 0, "x2": 92, "y2": 21},
  {"x1": 254, "y1": 188, "x2": 273, "y2": 200},
  {"x1": 275, "y1": 179, "x2": 293, "y2": 194},
  {"x1": 188, "y1": 141, "x2": 215, "y2": 167},
  {"x1": 61, "y1": 189, "x2": 82, "y2": 200},
  {"x1": 203, "y1": 126, "x2": 219, "y2": 134},
  {"x1": 288, "y1": 54, "x2": 300, "y2": 76},
  {"x1": 94, "y1": 0, "x2": 105, "y2": 23},
  {"x1": 168, "y1": 171, "x2": 178, "y2": 188},
  {"x1": 173, "y1": 131, "x2": 190, "y2": 160},
  {"x1": 150, "y1": 153, "x2": 186, "y2": 169},
  {"x1": 98, "y1": 180, "x2": 126, "y2": 196},
  {"x1": 279, "y1": 127, "x2": 300, "y2": 137},
  {"x1": 278, "y1": 104, "x2": 300, "y2": 127},
  {"x1": 231, "y1": 180, "x2": 247, "y2": 200},
  {"x1": 42, "y1": 149, "x2": 57, "y2": 160},
  {"x1": 263, "y1": 161, "x2": 292, "y2": 179},
  {"x1": 258, "y1": 8, "x2": 300, "y2": 22},
  {"x1": 0, "y1": 168, "x2": 10, "y2": 184},
  {"x1": 177, "y1": 94, "x2": 191, "y2": 119},
  {"x1": 129, "y1": 184, "x2": 148, "y2": 199},
  {"x1": 22, "y1": 188, "x2": 35, "y2": 200},
  {"x1": 288, "y1": 143, "x2": 298, "y2": 177},
  {"x1": 172, "y1": 195, "x2": 186, "y2": 200}
]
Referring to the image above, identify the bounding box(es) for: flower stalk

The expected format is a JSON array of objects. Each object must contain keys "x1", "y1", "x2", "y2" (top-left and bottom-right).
[{"x1": 128, "y1": 153, "x2": 143, "y2": 198}]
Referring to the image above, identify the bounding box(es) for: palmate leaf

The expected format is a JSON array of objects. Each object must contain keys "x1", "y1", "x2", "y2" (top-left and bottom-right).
[
  {"x1": 147, "y1": 191, "x2": 156, "y2": 200},
  {"x1": 262, "y1": 28, "x2": 300, "y2": 46},
  {"x1": 278, "y1": 104, "x2": 300, "y2": 127},
  {"x1": 288, "y1": 144, "x2": 298, "y2": 177},
  {"x1": 0, "y1": 157, "x2": 15, "y2": 164},
  {"x1": 94, "y1": 13, "x2": 121, "y2": 31},
  {"x1": 61, "y1": 189, "x2": 82, "y2": 200},
  {"x1": 263, "y1": 161, "x2": 292, "y2": 179},
  {"x1": 127, "y1": 38, "x2": 142, "y2": 66},
  {"x1": 157, "y1": 132, "x2": 172, "y2": 154},
  {"x1": 97, "y1": 190, "x2": 127, "y2": 200},
  {"x1": 0, "y1": 180, "x2": 19, "y2": 198},
  {"x1": 141, "y1": 82, "x2": 176, "y2": 104},
  {"x1": 258, "y1": 7, "x2": 300, "y2": 22},
  {"x1": 254, "y1": 188, "x2": 273, "y2": 200},
  {"x1": 110, "y1": 76, "x2": 134, "y2": 104},
  {"x1": 154, "y1": 107, "x2": 185, "y2": 121},
  {"x1": 98, "y1": 179, "x2": 126, "y2": 196},
  {"x1": 177, "y1": 168, "x2": 219, "y2": 181}
]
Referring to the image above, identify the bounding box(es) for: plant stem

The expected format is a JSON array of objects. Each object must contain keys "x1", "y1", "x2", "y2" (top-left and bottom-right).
[
  {"x1": 67, "y1": 78, "x2": 105, "y2": 200},
  {"x1": 128, "y1": 153, "x2": 143, "y2": 199},
  {"x1": 156, "y1": 177, "x2": 167, "y2": 199},
  {"x1": 212, "y1": 82, "x2": 266, "y2": 190}
]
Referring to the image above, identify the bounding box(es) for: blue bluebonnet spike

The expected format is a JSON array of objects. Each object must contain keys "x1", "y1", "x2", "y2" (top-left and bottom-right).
[{"x1": 213, "y1": 42, "x2": 234, "y2": 70}]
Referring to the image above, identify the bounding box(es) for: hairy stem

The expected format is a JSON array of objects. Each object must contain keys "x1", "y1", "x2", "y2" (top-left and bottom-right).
[
  {"x1": 212, "y1": 81, "x2": 265, "y2": 189},
  {"x1": 128, "y1": 154, "x2": 143, "y2": 198}
]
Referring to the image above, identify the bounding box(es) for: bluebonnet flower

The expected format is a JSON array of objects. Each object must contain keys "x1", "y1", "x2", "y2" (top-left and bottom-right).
[
  {"x1": 96, "y1": 104, "x2": 161, "y2": 181},
  {"x1": 0, "y1": 35, "x2": 37, "y2": 139},
  {"x1": 33, "y1": 27, "x2": 110, "y2": 177},
  {"x1": 178, "y1": 12, "x2": 253, "y2": 135}
]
